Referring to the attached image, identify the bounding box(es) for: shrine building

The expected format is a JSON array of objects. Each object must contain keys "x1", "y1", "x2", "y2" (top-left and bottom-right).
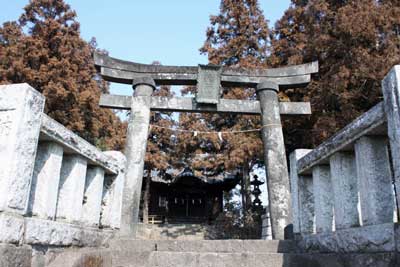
[{"x1": 141, "y1": 168, "x2": 240, "y2": 224}]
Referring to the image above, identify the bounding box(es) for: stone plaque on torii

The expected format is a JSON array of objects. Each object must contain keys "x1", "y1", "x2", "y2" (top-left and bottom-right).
[{"x1": 94, "y1": 52, "x2": 318, "y2": 240}]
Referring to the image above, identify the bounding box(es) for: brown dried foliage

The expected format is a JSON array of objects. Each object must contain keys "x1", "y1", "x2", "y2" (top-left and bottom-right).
[
  {"x1": 145, "y1": 85, "x2": 176, "y2": 171},
  {"x1": 271, "y1": 0, "x2": 400, "y2": 149}
]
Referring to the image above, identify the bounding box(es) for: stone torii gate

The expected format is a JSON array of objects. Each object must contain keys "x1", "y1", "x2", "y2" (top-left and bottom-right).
[{"x1": 94, "y1": 52, "x2": 318, "y2": 240}]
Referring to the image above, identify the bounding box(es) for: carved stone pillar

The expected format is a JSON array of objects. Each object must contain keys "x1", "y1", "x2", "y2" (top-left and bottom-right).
[
  {"x1": 289, "y1": 149, "x2": 312, "y2": 236},
  {"x1": 330, "y1": 152, "x2": 359, "y2": 230},
  {"x1": 29, "y1": 142, "x2": 64, "y2": 219},
  {"x1": 312, "y1": 165, "x2": 333, "y2": 233},
  {"x1": 82, "y1": 166, "x2": 105, "y2": 226},
  {"x1": 257, "y1": 81, "x2": 292, "y2": 240},
  {"x1": 355, "y1": 136, "x2": 394, "y2": 225},
  {"x1": 56, "y1": 155, "x2": 88, "y2": 223},
  {"x1": 120, "y1": 77, "x2": 155, "y2": 236}
]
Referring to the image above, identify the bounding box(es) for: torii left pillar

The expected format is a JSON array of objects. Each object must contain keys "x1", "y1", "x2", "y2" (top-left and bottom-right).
[{"x1": 120, "y1": 77, "x2": 155, "y2": 236}]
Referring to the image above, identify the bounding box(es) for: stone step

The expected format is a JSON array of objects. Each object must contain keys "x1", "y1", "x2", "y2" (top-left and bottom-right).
[
  {"x1": 108, "y1": 239, "x2": 293, "y2": 254},
  {"x1": 111, "y1": 251, "x2": 292, "y2": 267},
  {"x1": 46, "y1": 248, "x2": 399, "y2": 267},
  {"x1": 136, "y1": 223, "x2": 213, "y2": 240}
]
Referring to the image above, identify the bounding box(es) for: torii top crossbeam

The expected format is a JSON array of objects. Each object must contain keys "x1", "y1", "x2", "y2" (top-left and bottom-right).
[{"x1": 94, "y1": 52, "x2": 318, "y2": 88}]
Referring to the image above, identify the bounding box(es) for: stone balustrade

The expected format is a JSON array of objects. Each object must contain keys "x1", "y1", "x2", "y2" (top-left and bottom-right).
[
  {"x1": 0, "y1": 83, "x2": 126, "y2": 251},
  {"x1": 290, "y1": 65, "x2": 400, "y2": 253}
]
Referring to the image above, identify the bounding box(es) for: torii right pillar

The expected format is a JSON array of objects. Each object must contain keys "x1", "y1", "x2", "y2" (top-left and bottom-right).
[{"x1": 257, "y1": 81, "x2": 292, "y2": 240}]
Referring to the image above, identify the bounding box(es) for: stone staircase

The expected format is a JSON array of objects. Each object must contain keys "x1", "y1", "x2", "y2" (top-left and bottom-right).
[
  {"x1": 108, "y1": 239, "x2": 295, "y2": 267},
  {"x1": 135, "y1": 223, "x2": 216, "y2": 240},
  {"x1": 45, "y1": 238, "x2": 398, "y2": 267}
]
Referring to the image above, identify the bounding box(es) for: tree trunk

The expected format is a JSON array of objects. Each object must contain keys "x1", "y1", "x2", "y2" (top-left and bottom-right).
[{"x1": 142, "y1": 175, "x2": 151, "y2": 224}]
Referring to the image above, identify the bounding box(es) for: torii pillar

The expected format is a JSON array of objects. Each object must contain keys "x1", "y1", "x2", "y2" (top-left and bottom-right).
[
  {"x1": 120, "y1": 77, "x2": 155, "y2": 236},
  {"x1": 257, "y1": 81, "x2": 292, "y2": 240}
]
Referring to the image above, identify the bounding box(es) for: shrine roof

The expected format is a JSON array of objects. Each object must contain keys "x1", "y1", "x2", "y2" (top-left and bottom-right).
[{"x1": 149, "y1": 167, "x2": 240, "y2": 186}]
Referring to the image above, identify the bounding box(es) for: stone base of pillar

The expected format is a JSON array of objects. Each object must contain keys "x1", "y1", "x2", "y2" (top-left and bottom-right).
[{"x1": 261, "y1": 213, "x2": 273, "y2": 240}]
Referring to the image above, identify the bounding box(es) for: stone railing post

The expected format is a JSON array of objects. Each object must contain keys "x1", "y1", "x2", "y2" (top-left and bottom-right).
[
  {"x1": 257, "y1": 81, "x2": 292, "y2": 240},
  {"x1": 289, "y1": 149, "x2": 312, "y2": 235},
  {"x1": 298, "y1": 176, "x2": 314, "y2": 234},
  {"x1": 101, "y1": 151, "x2": 126, "y2": 229},
  {"x1": 121, "y1": 77, "x2": 155, "y2": 236},
  {"x1": 0, "y1": 84, "x2": 45, "y2": 215},
  {"x1": 329, "y1": 152, "x2": 359, "y2": 230},
  {"x1": 355, "y1": 136, "x2": 394, "y2": 225},
  {"x1": 382, "y1": 65, "x2": 400, "y2": 208},
  {"x1": 312, "y1": 165, "x2": 333, "y2": 233},
  {"x1": 56, "y1": 155, "x2": 88, "y2": 223},
  {"x1": 82, "y1": 167, "x2": 105, "y2": 226},
  {"x1": 29, "y1": 142, "x2": 64, "y2": 219}
]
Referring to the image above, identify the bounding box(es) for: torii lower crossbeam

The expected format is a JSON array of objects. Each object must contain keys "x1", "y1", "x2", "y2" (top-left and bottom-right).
[{"x1": 100, "y1": 94, "x2": 311, "y2": 115}]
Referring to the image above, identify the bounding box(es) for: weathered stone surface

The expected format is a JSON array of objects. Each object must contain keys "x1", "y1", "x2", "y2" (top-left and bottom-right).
[
  {"x1": 196, "y1": 65, "x2": 222, "y2": 104},
  {"x1": 47, "y1": 249, "x2": 112, "y2": 267},
  {"x1": 298, "y1": 175, "x2": 314, "y2": 234},
  {"x1": 382, "y1": 65, "x2": 400, "y2": 211},
  {"x1": 94, "y1": 51, "x2": 318, "y2": 88},
  {"x1": 29, "y1": 142, "x2": 63, "y2": 220},
  {"x1": 355, "y1": 136, "x2": 394, "y2": 225},
  {"x1": 312, "y1": 165, "x2": 333, "y2": 233},
  {"x1": 297, "y1": 102, "x2": 386, "y2": 175},
  {"x1": 0, "y1": 213, "x2": 24, "y2": 244},
  {"x1": 40, "y1": 114, "x2": 119, "y2": 175},
  {"x1": 101, "y1": 151, "x2": 126, "y2": 229},
  {"x1": 289, "y1": 252, "x2": 398, "y2": 267},
  {"x1": 395, "y1": 223, "x2": 400, "y2": 252},
  {"x1": 79, "y1": 227, "x2": 112, "y2": 247},
  {"x1": 111, "y1": 251, "x2": 290, "y2": 267},
  {"x1": 297, "y1": 223, "x2": 396, "y2": 253},
  {"x1": 0, "y1": 243, "x2": 31, "y2": 267},
  {"x1": 100, "y1": 178, "x2": 113, "y2": 229},
  {"x1": 121, "y1": 80, "x2": 154, "y2": 236},
  {"x1": 330, "y1": 152, "x2": 360, "y2": 230},
  {"x1": 25, "y1": 217, "x2": 78, "y2": 246},
  {"x1": 135, "y1": 223, "x2": 214, "y2": 240},
  {"x1": 289, "y1": 149, "x2": 312, "y2": 234},
  {"x1": 111, "y1": 251, "x2": 152, "y2": 267},
  {"x1": 0, "y1": 83, "x2": 45, "y2": 214},
  {"x1": 56, "y1": 155, "x2": 87, "y2": 223},
  {"x1": 82, "y1": 167, "x2": 105, "y2": 226},
  {"x1": 110, "y1": 249, "x2": 400, "y2": 267},
  {"x1": 24, "y1": 217, "x2": 110, "y2": 247},
  {"x1": 257, "y1": 82, "x2": 292, "y2": 240},
  {"x1": 100, "y1": 94, "x2": 311, "y2": 115},
  {"x1": 109, "y1": 239, "x2": 294, "y2": 254},
  {"x1": 261, "y1": 213, "x2": 272, "y2": 240}
]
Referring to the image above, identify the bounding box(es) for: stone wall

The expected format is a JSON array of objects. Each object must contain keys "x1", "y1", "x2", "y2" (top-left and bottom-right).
[
  {"x1": 289, "y1": 65, "x2": 400, "y2": 254},
  {"x1": 0, "y1": 84, "x2": 126, "y2": 266}
]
